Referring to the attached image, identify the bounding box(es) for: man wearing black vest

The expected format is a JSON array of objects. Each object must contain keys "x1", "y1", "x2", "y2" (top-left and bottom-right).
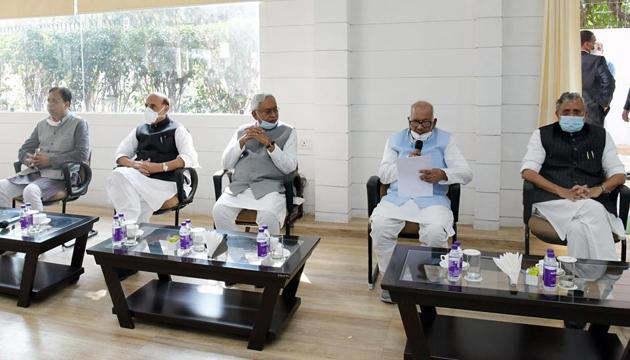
[
  {"x1": 106, "y1": 93, "x2": 199, "y2": 223},
  {"x1": 212, "y1": 93, "x2": 297, "y2": 235},
  {"x1": 521, "y1": 92, "x2": 625, "y2": 260}
]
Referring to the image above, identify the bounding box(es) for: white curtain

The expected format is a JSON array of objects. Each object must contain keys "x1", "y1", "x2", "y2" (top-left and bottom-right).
[{"x1": 537, "y1": 0, "x2": 582, "y2": 126}]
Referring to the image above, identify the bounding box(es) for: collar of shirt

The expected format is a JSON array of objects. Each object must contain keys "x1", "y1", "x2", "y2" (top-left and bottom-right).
[{"x1": 46, "y1": 112, "x2": 70, "y2": 127}]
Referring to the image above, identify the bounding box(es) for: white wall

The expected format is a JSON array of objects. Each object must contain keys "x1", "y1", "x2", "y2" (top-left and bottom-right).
[
  {"x1": 261, "y1": 0, "x2": 544, "y2": 229},
  {"x1": 0, "y1": 0, "x2": 545, "y2": 228}
]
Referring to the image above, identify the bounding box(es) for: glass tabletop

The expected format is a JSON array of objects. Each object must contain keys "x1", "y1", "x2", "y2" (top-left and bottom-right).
[
  {"x1": 95, "y1": 224, "x2": 305, "y2": 271},
  {"x1": 0, "y1": 208, "x2": 89, "y2": 243},
  {"x1": 397, "y1": 247, "x2": 630, "y2": 305}
]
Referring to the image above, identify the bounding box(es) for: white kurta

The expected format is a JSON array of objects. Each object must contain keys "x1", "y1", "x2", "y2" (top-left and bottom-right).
[
  {"x1": 107, "y1": 123, "x2": 199, "y2": 223},
  {"x1": 371, "y1": 132, "x2": 473, "y2": 229},
  {"x1": 521, "y1": 128, "x2": 626, "y2": 260},
  {"x1": 370, "y1": 131, "x2": 473, "y2": 272},
  {"x1": 214, "y1": 121, "x2": 298, "y2": 224}
]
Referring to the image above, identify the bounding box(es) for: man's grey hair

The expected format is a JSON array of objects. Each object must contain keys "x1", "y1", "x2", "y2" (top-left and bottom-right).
[
  {"x1": 250, "y1": 93, "x2": 274, "y2": 112},
  {"x1": 555, "y1": 92, "x2": 583, "y2": 111}
]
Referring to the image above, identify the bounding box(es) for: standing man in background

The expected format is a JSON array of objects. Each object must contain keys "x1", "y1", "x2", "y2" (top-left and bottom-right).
[{"x1": 581, "y1": 30, "x2": 615, "y2": 127}]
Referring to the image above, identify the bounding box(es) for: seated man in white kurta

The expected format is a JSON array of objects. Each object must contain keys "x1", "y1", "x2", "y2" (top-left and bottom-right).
[
  {"x1": 212, "y1": 93, "x2": 297, "y2": 235},
  {"x1": 371, "y1": 100, "x2": 472, "y2": 303},
  {"x1": 521, "y1": 91, "x2": 626, "y2": 261},
  {"x1": 106, "y1": 92, "x2": 199, "y2": 223}
]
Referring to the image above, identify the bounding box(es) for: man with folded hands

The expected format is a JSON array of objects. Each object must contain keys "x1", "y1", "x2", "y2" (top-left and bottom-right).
[
  {"x1": 212, "y1": 93, "x2": 297, "y2": 235},
  {"x1": 521, "y1": 91, "x2": 625, "y2": 261}
]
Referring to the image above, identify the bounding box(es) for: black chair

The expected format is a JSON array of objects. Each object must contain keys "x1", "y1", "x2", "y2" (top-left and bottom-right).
[
  {"x1": 12, "y1": 160, "x2": 92, "y2": 214},
  {"x1": 367, "y1": 175, "x2": 461, "y2": 289},
  {"x1": 523, "y1": 180, "x2": 628, "y2": 262},
  {"x1": 212, "y1": 169, "x2": 305, "y2": 236},
  {"x1": 152, "y1": 167, "x2": 199, "y2": 226}
]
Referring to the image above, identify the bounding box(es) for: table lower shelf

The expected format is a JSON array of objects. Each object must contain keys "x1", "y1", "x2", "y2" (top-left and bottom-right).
[
  {"x1": 125, "y1": 279, "x2": 300, "y2": 339},
  {"x1": 406, "y1": 314, "x2": 623, "y2": 360},
  {"x1": 0, "y1": 255, "x2": 83, "y2": 298}
]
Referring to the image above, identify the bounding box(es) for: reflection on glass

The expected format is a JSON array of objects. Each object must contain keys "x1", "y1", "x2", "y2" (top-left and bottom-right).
[
  {"x1": 114, "y1": 225, "x2": 302, "y2": 268},
  {"x1": 0, "y1": 209, "x2": 83, "y2": 241},
  {"x1": 399, "y1": 248, "x2": 629, "y2": 302}
]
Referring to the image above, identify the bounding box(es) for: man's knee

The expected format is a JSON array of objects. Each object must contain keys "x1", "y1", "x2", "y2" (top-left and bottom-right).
[
  {"x1": 23, "y1": 184, "x2": 42, "y2": 200},
  {"x1": 212, "y1": 203, "x2": 236, "y2": 222},
  {"x1": 419, "y1": 224, "x2": 448, "y2": 247}
]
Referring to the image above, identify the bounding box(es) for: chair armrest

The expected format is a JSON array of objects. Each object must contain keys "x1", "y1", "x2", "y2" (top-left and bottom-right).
[
  {"x1": 523, "y1": 180, "x2": 535, "y2": 224},
  {"x1": 61, "y1": 161, "x2": 91, "y2": 196},
  {"x1": 174, "y1": 167, "x2": 198, "y2": 206},
  {"x1": 447, "y1": 183, "x2": 461, "y2": 223},
  {"x1": 13, "y1": 161, "x2": 22, "y2": 173},
  {"x1": 212, "y1": 169, "x2": 230, "y2": 201},
  {"x1": 367, "y1": 175, "x2": 382, "y2": 217},
  {"x1": 283, "y1": 171, "x2": 300, "y2": 214},
  {"x1": 618, "y1": 184, "x2": 630, "y2": 229}
]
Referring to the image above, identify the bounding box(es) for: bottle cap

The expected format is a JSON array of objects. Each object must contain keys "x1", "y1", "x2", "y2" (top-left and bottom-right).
[
  {"x1": 181, "y1": 222, "x2": 187, "y2": 226},
  {"x1": 547, "y1": 249, "x2": 555, "y2": 257},
  {"x1": 259, "y1": 228, "x2": 265, "y2": 232},
  {"x1": 451, "y1": 244, "x2": 458, "y2": 250}
]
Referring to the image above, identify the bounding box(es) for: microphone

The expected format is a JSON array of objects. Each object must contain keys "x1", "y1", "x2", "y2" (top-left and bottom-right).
[{"x1": 414, "y1": 140, "x2": 423, "y2": 155}]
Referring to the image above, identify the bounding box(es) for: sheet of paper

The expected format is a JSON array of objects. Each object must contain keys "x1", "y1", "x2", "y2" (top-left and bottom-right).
[{"x1": 396, "y1": 156, "x2": 433, "y2": 197}]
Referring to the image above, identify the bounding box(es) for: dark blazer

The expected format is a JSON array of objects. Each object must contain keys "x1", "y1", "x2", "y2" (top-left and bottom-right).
[
  {"x1": 581, "y1": 51, "x2": 615, "y2": 126},
  {"x1": 624, "y1": 88, "x2": 630, "y2": 111}
]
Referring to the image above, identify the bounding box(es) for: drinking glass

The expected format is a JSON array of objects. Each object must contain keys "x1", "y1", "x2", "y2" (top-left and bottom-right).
[
  {"x1": 463, "y1": 249, "x2": 482, "y2": 282},
  {"x1": 191, "y1": 227, "x2": 206, "y2": 252},
  {"x1": 557, "y1": 256, "x2": 577, "y2": 289},
  {"x1": 124, "y1": 221, "x2": 138, "y2": 246}
]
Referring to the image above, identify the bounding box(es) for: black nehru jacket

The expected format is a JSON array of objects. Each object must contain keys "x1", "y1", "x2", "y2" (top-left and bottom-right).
[
  {"x1": 135, "y1": 116, "x2": 180, "y2": 182},
  {"x1": 534, "y1": 122, "x2": 614, "y2": 213}
]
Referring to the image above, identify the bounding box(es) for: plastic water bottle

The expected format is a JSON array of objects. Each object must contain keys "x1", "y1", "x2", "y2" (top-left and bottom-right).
[
  {"x1": 111, "y1": 215, "x2": 123, "y2": 248},
  {"x1": 447, "y1": 244, "x2": 462, "y2": 282},
  {"x1": 257, "y1": 227, "x2": 268, "y2": 258},
  {"x1": 262, "y1": 224, "x2": 271, "y2": 252},
  {"x1": 543, "y1": 249, "x2": 557, "y2": 291},
  {"x1": 24, "y1": 202, "x2": 33, "y2": 228},
  {"x1": 179, "y1": 222, "x2": 192, "y2": 254},
  {"x1": 118, "y1": 213, "x2": 127, "y2": 239},
  {"x1": 454, "y1": 240, "x2": 463, "y2": 270},
  {"x1": 19, "y1": 204, "x2": 28, "y2": 230},
  {"x1": 185, "y1": 219, "x2": 192, "y2": 230}
]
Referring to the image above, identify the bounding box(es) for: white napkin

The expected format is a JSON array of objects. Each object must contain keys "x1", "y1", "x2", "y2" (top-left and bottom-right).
[
  {"x1": 205, "y1": 230, "x2": 224, "y2": 256},
  {"x1": 493, "y1": 252, "x2": 522, "y2": 285}
]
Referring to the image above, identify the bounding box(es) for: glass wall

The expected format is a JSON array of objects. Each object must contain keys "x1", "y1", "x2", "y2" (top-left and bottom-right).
[{"x1": 0, "y1": 2, "x2": 260, "y2": 113}]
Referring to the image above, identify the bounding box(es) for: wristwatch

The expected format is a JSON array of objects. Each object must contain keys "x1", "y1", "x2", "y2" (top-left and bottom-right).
[
  {"x1": 162, "y1": 162, "x2": 168, "y2": 172},
  {"x1": 600, "y1": 184, "x2": 607, "y2": 194}
]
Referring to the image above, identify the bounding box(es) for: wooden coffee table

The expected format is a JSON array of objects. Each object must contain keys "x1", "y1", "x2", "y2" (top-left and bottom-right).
[
  {"x1": 382, "y1": 245, "x2": 630, "y2": 360},
  {"x1": 87, "y1": 224, "x2": 319, "y2": 351},
  {"x1": 0, "y1": 208, "x2": 99, "y2": 307}
]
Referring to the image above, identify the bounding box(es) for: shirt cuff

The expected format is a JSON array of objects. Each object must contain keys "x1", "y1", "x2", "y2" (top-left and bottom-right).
[{"x1": 520, "y1": 161, "x2": 541, "y2": 173}]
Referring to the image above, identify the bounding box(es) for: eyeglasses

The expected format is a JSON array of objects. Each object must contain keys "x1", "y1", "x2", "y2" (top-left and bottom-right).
[
  {"x1": 408, "y1": 117, "x2": 433, "y2": 127},
  {"x1": 257, "y1": 107, "x2": 279, "y2": 116}
]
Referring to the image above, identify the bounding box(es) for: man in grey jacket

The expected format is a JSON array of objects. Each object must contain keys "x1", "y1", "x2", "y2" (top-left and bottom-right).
[
  {"x1": 0, "y1": 87, "x2": 90, "y2": 210},
  {"x1": 581, "y1": 30, "x2": 615, "y2": 127},
  {"x1": 212, "y1": 93, "x2": 297, "y2": 235}
]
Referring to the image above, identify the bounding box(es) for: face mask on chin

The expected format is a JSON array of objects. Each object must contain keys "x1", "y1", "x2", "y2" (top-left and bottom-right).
[
  {"x1": 411, "y1": 130, "x2": 432, "y2": 142},
  {"x1": 259, "y1": 120, "x2": 277, "y2": 130},
  {"x1": 559, "y1": 115, "x2": 585, "y2": 133}
]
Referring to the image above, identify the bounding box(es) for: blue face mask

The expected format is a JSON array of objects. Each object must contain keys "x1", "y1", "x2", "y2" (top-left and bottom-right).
[
  {"x1": 558, "y1": 115, "x2": 584, "y2": 133},
  {"x1": 259, "y1": 120, "x2": 277, "y2": 130}
]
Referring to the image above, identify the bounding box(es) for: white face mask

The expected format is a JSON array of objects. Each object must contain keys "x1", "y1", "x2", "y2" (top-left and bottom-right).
[
  {"x1": 143, "y1": 106, "x2": 164, "y2": 124},
  {"x1": 411, "y1": 130, "x2": 432, "y2": 142}
]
